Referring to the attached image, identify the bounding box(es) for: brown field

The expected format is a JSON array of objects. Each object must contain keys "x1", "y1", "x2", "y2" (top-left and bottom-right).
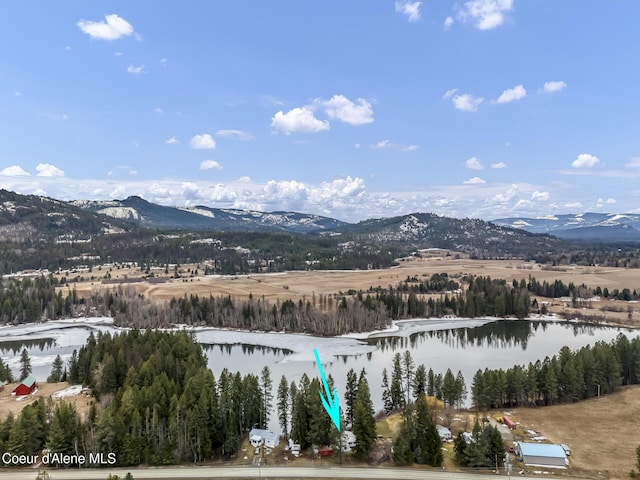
[
  {"x1": 62, "y1": 255, "x2": 640, "y2": 326},
  {"x1": 0, "y1": 381, "x2": 95, "y2": 422},
  {"x1": 501, "y1": 385, "x2": 640, "y2": 479}
]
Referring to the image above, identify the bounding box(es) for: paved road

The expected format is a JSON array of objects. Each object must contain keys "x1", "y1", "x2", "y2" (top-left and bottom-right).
[{"x1": 1, "y1": 465, "x2": 505, "y2": 480}]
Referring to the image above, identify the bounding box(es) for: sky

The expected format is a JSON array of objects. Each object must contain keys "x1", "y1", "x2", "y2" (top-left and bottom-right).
[{"x1": 1, "y1": 1, "x2": 639, "y2": 223}]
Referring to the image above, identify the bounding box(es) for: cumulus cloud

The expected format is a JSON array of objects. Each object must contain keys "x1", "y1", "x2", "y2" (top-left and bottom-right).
[
  {"x1": 35, "y1": 163, "x2": 65, "y2": 177},
  {"x1": 444, "y1": 16, "x2": 455, "y2": 28},
  {"x1": 442, "y1": 89, "x2": 458, "y2": 100},
  {"x1": 531, "y1": 190, "x2": 549, "y2": 201},
  {"x1": 165, "y1": 136, "x2": 180, "y2": 145},
  {"x1": 372, "y1": 140, "x2": 393, "y2": 149},
  {"x1": 596, "y1": 197, "x2": 616, "y2": 207},
  {"x1": 395, "y1": 1, "x2": 422, "y2": 22},
  {"x1": 571, "y1": 153, "x2": 600, "y2": 168},
  {"x1": 77, "y1": 14, "x2": 135, "y2": 41},
  {"x1": 452, "y1": 93, "x2": 484, "y2": 112},
  {"x1": 199, "y1": 160, "x2": 222, "y2": 170},
  {"x1": 465, "y1": 157, "x2": 483, "y2": 170},
  {"x1": 496, "y1": 84, "x2": 526, "y2": 103},
  {"x1": 463, "y1": 177, "x2": 486, "y2": 184},
  {"x1": 216, "y1": 129, "x2": 254, "y2": 141},
  {"x1": 127, "y1": 64, "x2": 146, "y2": 75},
  {"x1": 402, "y1": 145, "x2": 418, "y2": 152},
  {"x1": 320, "y1": 95, "x2": 374, "y2": 125},
  {"x1": 0, "y1": 165, "x2": 31, "y2": 176},
  {"x1": 491, "y1": 162, "x2": 507, "y2": 169},
  {"x1": 190, "y1": 134, "x2": 216, "y2": 150},
  {"x1": 457, "y1": 0, "x2": 513, "y2": 30},
  {"x1": 541, "y1": 80, "x2": 567, "y2": 94},
  {"x1": 271, "y1": 107, "x2": 330, "y2": 135}
]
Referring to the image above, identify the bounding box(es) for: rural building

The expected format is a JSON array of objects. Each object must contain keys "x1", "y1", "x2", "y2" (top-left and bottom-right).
[
  {"x1": 318, "y1": 446, "x2": 333, "y2": 458},
  {"x1": 436, "y1": 425, "x2": 452, "y2": 441},
  {"x1": 516, "y1": 442, "x2": 567, "y2": 468},
  {"x1": 341, "y1": 431, "x2": 357, "y2": 452},
  {"x1": 503, "y1": 415, "x2": 516, "y2": 430},
  {"x1": 12, "y1": 375, "x2": 37, "y2": 396},
  {"x1": 249, "y1": 429, "x2": 280, "y2": 449}
]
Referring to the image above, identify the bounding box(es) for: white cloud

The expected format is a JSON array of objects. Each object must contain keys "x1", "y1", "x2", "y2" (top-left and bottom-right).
[
  {"x1": 35, "y1": 163, "x2": 65, "y2": 177},
  {"x1": 216, "y1": 129, "x2": 254, "y2": 141},
  {"x1": 625, "y1": 157, "x2": 640, "y2": 168},
  {"x1": 541, "y1": 81, "x2": 567, "y2": 94},
  {"x1": 457, "y1": 0, "x2": 513, "y2": 30},
  {"x1": 452, "y1": 93, "x2": 484, "y2": 112},
  {"x1": 77, "y1": 14, "x2": 135, "y2": 41},
  {"x1": 514, "y1": 199, "x2": 533, "y2": 209},
  {"x1": 395, "y1": 1, "x2": 422, "y2": 22},
  {"x1": 160, "y1": 58, "x2": 168, "y2": 66},
  {"x1": 320, "y1": 95, "x2": 374, "y2": 125},
  {"x1": 14, "y1": 91, "x2": 22, "y2": 97},
  {"x1": 531, "y1": 190, "x2": 549, "y2": 201},
  {"x1": 465, "y1": 156, "x2": 483, "y2": 170},
  {"x1": 154, "y1": 107, "x2": 163, "y2": 114},
  {"x1": 444, "y1": 16, "x2": 455, "y2": 28},
  {"x1": 571, "y1": 153, "x2": 600, "y2": 168},
  {"x1": 271, "y1": 107, "x2": 330, "y2": 135},
  {"x1": 114, "y1": 51, "x2": 123, "y2": 56},
  {"x1": 496, "y1": 84, "x2": 526, "y2": 103},
  {"x1": 354, "y1": 144, "x2": 361, "y2": 149},
  {"x1": 127, "y1": 64, "x2": 146, "y2": 75},
  {"x1": 489, "y1": 184, "x2": 518, "y2": 203},
  {"x1": 65, "y1": 46, "x2": 72, "y2": 51},
  {"x1": 0, "y1": 165, "x2": 31, "y2": 176},
  {"x1": 190, "y1": 134, "x2": 216, "y2": 150},
  {"x1": 372, "y1": 140, "x2": 393, "y2": 149},
  {"x1": 402, "y1": 145, "x2": 419, "y2": 152},
  {"x1": 491, "y1": 162, "x2": 507, "y2": 169},
  {"x1": 463, "y1": 177, "x2": 486, "y2": 184},
  {"x1": 199, "y1": 160, "x2": 223, "y2": 170},
  {"x1": 596, "y1": 197, "x2": 616, "y2": 207},
  {"x1": 128, "y1": 169, "x2": 138, "y2": 176},
  {"x1": 442, "y1": 89, "x2": 458, "y2": 99},
  {"x1": 165, "y1": 136, "x2": 180, "y2": 145}
]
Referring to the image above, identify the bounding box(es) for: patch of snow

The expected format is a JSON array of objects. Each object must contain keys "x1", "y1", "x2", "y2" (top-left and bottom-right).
[
  {"x1": 534, "y1": 215, "x2": 559, "y2": 221},
  {"x1": 52, "y1": 385, "x2": 83, "y2": 399},
  {"x1": 179, "y1": 207, "x2": 216, "y2": 218},
  {"x1": 98, "y1": 206, "x2": 141, "y2": 220},
  {"x1": 512, "y1": 220, "x2": 533, "y2": 228}
]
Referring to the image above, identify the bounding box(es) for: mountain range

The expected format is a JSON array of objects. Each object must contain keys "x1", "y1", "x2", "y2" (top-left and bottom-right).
[{"x1": 492, "y1": 213, "x2": 640, "y2": 242}]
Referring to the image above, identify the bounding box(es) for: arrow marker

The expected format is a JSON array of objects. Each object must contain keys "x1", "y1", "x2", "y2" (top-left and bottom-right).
[{"x1": 313, "y1": 348, "x2": 341, "y2": 431}]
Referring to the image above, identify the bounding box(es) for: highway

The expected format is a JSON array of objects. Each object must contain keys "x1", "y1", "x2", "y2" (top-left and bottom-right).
[{"x1": 1, "y1": 465, "x2": 508, "y2": 480}]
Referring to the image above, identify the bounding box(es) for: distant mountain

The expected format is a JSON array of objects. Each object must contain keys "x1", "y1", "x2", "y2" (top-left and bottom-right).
[
  {"x1": 0, "y1": 189, "x2": 132, "y2": 242},
  {"x1": 70, "y1": 196, "x2": 348, "y2": 233},
  {"x1": 492, "y1": 213, "x2": 640, "y2": 242},
  {"x1": 334, "y1": 212, "x2": 569, "y2": 257}
]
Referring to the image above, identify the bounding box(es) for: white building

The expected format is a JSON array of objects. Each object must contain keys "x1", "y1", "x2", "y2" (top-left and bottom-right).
[
  {"x1": 436, "y1": 425, "x2": 452, "y2": 442},
  {"x1": 249, "y1": 429, "x2": 280, "y2": 449},
  {"x1": 341, "y1": 431, "x2": 357, "y2": 452}
]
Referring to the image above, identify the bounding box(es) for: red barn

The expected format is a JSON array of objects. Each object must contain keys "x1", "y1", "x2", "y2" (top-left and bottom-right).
[{"x1": 13, "y1": 375, "x2": 37, "y2": 396}]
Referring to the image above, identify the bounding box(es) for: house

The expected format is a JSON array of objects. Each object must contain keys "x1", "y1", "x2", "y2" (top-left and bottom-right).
[
  {"x1": 436, "y1": 425, "x2": 452, "y2": 441},
  {"x1": 341, "y1": 431, "x2": 357, "y2": 452},
  {"x1": 516, "y1": 442, "x2": 567, "y2": 468},
  {"x1": 249, "y1": 429, "x2": 280, "y2": 449},
  {"x1": 12, "y1": 375, "x2": 37, "y2": 396}
]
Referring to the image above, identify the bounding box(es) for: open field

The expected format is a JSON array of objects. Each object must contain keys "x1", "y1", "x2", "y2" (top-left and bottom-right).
[
  {"x1": 500, "y1": 385, "x2": 640, "y2": 479},
  {"x1": 60, "y1": 255, "x2": 640, "y2": 327},
  {"x1": 0, "y1": 381, "x2": 94, "y2": 422}
]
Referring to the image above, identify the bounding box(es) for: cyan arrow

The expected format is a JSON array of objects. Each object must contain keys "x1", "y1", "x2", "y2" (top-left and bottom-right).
[{"x1": 313, "y1": 348, "x2": 341, "y2": 432}]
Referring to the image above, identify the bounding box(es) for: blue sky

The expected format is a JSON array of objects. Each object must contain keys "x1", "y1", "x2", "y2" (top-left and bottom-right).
[{"x1": 1, "y1": 1, "x2": 639, "y2": 222}]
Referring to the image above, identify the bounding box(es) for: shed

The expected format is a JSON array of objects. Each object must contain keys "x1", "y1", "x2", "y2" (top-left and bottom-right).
[
  {"x1": 516, "y1": 442, "x2": 567, "y2": 468},
  {"x1": 503, "y1": 415, "x2": 516, "y2": 430},
  {"x1": 249, "y1": 429, "x2": 280, "y2": 449},
  {"x1": 436, "y1": 425, "x2": 452, "y2": 441},
  {"x1": 13, "y1": 375, "x2": 37, "y2": 396},
  {"x1": 318, "y1": 446, "x2": 333, "y2": 457}
]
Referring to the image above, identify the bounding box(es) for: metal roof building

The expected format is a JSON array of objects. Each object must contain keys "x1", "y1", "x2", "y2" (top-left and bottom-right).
[{"x1": 516, "y1": 442, "x2": 567, "y2": 468}]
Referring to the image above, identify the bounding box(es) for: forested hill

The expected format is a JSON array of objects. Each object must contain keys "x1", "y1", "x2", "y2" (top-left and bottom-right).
[{"x1": 336, "y1": 212, "x2": 570, "y2": 258}]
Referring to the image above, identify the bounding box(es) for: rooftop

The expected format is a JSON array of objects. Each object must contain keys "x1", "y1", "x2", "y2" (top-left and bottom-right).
[{"x1": 518, "y1": 442, "x2": 566, "y2": 459}]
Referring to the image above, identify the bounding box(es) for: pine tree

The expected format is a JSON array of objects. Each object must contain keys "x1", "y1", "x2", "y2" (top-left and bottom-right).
[
  {"x1": 344, "y1": 369, "x2": 358, "y2": 426},
  {"x1": 0, "y1": 357, "x2": 14, "y2": 383},
  {"x1": 402, "y1": 350, "x2": 415, "y2": 405},
  {"x1": 415, "y1": 393, "x2": 442, "y2": 466},
  {"x1": 47, "y1": 355, "x2": 64, "y2": 383},
  {"x1": 277, "y1": 375, "x2": 289, "y2": 437},
  {"x1": 19, "y1": 348, "x2": 32, "y2": 381},
  {"x1": 454, "y1": 431, "x2": 468, "y2": 466},
  {"x1": 352, "y1": 373, "x2": 376, "y2": 459},
  {"x1": 381, "y1": 368, "x2": 393, "y2": 414},
  {"x1": 412, "y1": 364, "x2": 427, "y2": 401},
  {"x1": 260, "y1": 366, "x2": 273, "y2": 429},
  {"x1": 390, "y1": 353, "x2": 404, "y2": 410}
]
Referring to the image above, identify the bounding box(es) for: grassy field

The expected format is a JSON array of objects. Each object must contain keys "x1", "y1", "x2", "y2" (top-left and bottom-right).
[
  {"x1": 62, "y1": 255, "x2": 640, "y2": 327},
  {"x1": 501, "y1": 385, "x2": 640, "y2": 479}
]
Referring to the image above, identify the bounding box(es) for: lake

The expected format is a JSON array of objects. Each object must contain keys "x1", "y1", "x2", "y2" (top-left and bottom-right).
[{"x1": 1, "y1": 316, "x2": 637, "y2": 431}]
